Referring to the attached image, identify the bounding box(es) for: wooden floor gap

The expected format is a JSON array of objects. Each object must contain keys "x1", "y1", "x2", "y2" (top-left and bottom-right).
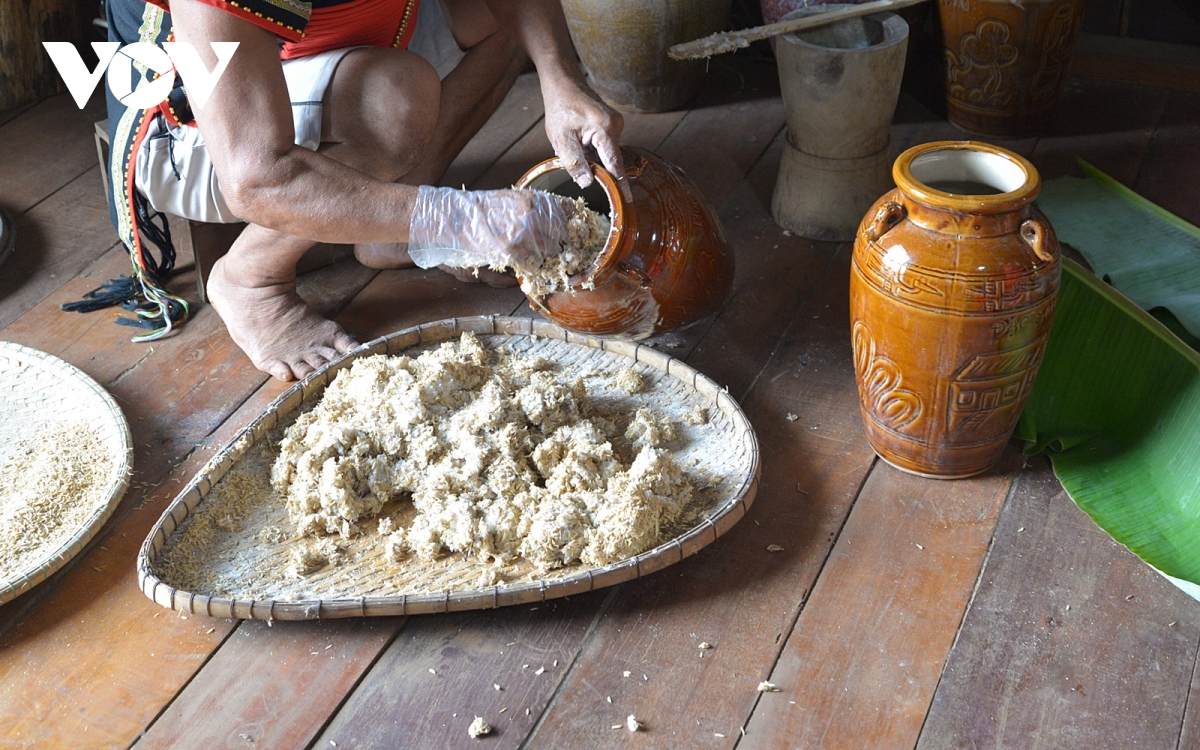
[
  {"x1": 16, "y1": 163, "x2": 101, "y2": 218},
  {"x1": 1172, "y1": 638, "x2": 1200, "y2": 750},
  {"x1": 736, "y1": 245, "x2": 847, "y2": 404},
  {"x1": 517, "y1": 587, "x2": 622, "y2": 750},
  {"x1": 126, "y1": 619, "x2": 249, "y2": 749},
  {"x1": 300, "y1": 618, "x2": 413, "y2": 750},
  {"x1": 733, "y1": 455, "x2": 879, "y2": 749},
  {"x1": 909, "y1": 464, "x2": 1026, "y2": 748},
  {"x1": 1130, "y1": 96, "x2": 1170, "y2": 192}
]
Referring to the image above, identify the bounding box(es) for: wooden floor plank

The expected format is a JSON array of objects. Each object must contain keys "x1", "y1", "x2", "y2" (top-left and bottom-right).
[
  {"x1": 132, "y1": 618, "x2": 397, "y2": 750},
  {"x1": 916, "y1": 458, "x2": 1199, "y2": 750},
  {"x1": 652, "y1": 58, "x2": 783, "y2": 211},
  {"x1": 0, "y1": 93, "x2": 107, "y2": 215},
  {"x1": 439, "y1": 71, "x2": 545, "y2": 191},
  {"x1": 0, "y1": 101, "x2": 35, "y2": 128},
  {"x1": 0, "y1": 166, "x2": 120, "y2": 331},
  {"x1": 739, "y1": 451, "x2": 1020, "y2": 749},
  {"x1": 1178, "y1": 654, "x2": 1200, "y2": 750},
  {"x1": 1029, "y1": 77, "x2": 1168, "y2": 185},
  {"x1": 1134, "y1": 89, "x2": 1200, "y2": 226},
  {"x1": 315, "y1": 592, "x2": 612, "y2": 750},
  {"x1": 526, "y1": 242, "x2": 877, "y2": 748}
]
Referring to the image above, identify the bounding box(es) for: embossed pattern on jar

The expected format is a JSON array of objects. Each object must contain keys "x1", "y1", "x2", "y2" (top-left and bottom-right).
[
  {"x1": 849, "y1": 141, "x2": 1060, "y2": 477},
  {"x1": 938, "y1": 0, "x2": 1085, "y2": 137}
]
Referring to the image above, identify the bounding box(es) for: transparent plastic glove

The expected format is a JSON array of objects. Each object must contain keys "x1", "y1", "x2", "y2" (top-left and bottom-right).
[{"x1": 408, "y1": 185, "x2": 577, "y2": 271}]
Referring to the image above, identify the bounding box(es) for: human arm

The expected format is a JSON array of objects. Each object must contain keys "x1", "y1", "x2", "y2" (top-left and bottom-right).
[
  {"x1": 168, "y1": 0, "x2": 419, "y2": 243},
  {"x1": 168, "y1": 0, "x2": 573, "y2": 264},
  {"x1": 482, "y1": 0, "x2": 625, "y2": 188}
]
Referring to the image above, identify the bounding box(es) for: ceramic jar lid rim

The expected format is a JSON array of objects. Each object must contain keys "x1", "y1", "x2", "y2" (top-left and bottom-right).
[
  {"x1": 513, "y1": 155, "x2": 626, "y2": 292},
  {"x1": 893, "y1": 140, "x2": 1041, "y2": 214}
]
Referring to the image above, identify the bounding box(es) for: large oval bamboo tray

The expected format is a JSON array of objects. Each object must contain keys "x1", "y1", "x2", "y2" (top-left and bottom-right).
[
  {"x1": 138, "y1": 316, "x2": 760, "y2": 620},
  {"x1": 0, "y1": 342, "x2": 133, "y2": 604}
]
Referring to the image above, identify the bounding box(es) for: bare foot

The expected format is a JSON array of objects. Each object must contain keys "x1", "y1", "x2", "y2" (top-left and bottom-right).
[
  {"x1": 354, "y1": 242, "x2": 416, "y2": 269},
  {"x1": 207, "y1": 255, "x2": 359, "y2": 381}
]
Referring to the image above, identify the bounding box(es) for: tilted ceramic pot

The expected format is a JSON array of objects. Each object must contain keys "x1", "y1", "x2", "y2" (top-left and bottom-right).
[
  {"x1": 849, "y1": 141, "x2": 1060, "y2": 477},
  {"x1": 514, "y1": 146, "x2": 733, "y2": 339},
  {"x1": 938, "y1": 0, "x2": 1086, "y2": 137}
]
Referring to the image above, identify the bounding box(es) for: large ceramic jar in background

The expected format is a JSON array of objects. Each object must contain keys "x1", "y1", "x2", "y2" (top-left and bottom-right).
[
  {"x1": 560, "y1": 0, "x2": 733, "y2": 112},
  {"x1": 849, "y1": 141, "x2": 1060, "y2": 478},
  {"x1": 938, "y1": 0, "x2": 1085, "y2": 136},
  {"x1": 515, "y1": 147, "x2": 734, "y2": 339}
]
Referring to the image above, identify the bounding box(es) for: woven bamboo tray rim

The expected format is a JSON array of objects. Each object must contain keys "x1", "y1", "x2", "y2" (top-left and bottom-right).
[
  {"x1": 138, "y1": 316, "x2": 761, "y2": 619},
  {"x1": 0, "y1": 341, "x2": 133, "y2": 605}
]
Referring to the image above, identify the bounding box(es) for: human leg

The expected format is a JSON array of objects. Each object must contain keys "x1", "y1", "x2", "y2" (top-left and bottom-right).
[
  {"x1": 354, "y1": 0, "x2": 527, "y2": 271},
  {"x1": 208, "y1": 48, "x2": 440, "y2": 380}
]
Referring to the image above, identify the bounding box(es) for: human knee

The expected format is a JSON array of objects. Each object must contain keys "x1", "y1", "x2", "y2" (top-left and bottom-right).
[
  {"x1": 372, "y1": 56, "x2": 440, "y2": 179},
  {"x1": 329, "y1": 49, "x2": 440, "y2": 181}
]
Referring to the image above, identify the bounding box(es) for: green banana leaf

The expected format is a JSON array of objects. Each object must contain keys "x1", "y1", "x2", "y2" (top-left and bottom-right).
[
  {"x1": 1036, "y1": 161, "x2": 1200, "y2": 339},
  {"x1": 1015, "y1": 259, "x2": 1200, "y2": 600}
]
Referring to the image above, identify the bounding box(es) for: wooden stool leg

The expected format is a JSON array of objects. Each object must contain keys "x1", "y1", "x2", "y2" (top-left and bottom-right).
[{"x1": 189, "y1": 220, "x2": 246, "y2": 303}]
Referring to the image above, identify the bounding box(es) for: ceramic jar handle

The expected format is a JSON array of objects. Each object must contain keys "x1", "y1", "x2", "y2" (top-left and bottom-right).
[
  {"x1": 864, "y1": 201, "x2": 906, "y2": 243},
  {"x1": 617, "y1": 261, "x2": 654, "y2": 289},
  {"x1": 1019, "y1": 218, "x2": 1055, "y2": 262}
]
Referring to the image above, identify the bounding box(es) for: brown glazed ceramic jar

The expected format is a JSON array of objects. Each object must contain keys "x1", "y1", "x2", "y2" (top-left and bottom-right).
[
  {"x1": 514, "y1": 146, "x2": 733, "y2": 339},
  {"x1": 849, "y1": 141, "x2": 1060, "y2": 478},
  {"x1": 560, "y1": 0, "x2": 733, "y2": 112},
  {"x1": 938, "y1": 0, "x2": 1086, "y2": 137}
]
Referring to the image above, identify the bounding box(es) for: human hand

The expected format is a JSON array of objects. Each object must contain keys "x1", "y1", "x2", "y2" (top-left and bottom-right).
[
  {"x1": 542, "y1": 76, "x2": 625, "y2": 190},
  {"x1": 408, "y1": 186, "x2": 578, "y2": 271}
]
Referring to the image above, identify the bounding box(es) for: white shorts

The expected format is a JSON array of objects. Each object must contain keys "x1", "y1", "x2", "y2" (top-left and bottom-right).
[{"x1": 135, "y1": 0, "x2": 465, "y2": 223}]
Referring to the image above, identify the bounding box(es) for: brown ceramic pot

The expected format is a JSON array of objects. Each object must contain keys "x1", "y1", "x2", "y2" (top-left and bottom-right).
[
  {"x1": 849, "y1": 141, "x2": 1060, "y2": 478},
  {"x1": 938, "y1": 0, "x2": 1085, "y2": 137},
  {"x1": 560, "y1": 0, "x2": 733, "y2": 113},
  {"x1": 514, "y1": 146, "x2": 733, "y2": 339}
]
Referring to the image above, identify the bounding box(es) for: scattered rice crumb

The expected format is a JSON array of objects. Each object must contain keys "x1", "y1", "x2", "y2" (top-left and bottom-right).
[
  {"x1": 785, "y1": 413, "x2": 798, "y2": 422},
  {"x1": 757, "y1": 681, "x2": 779, "y2": 692},
  {"x1": 626, "y1": 715, "x2": 641, "y2": 732},
  {"x1": 623, "y1": 670, "x2": 631, "y2": 678},
  {"x1": 535, "y1": 667, "x2": 545, "y2": 676},
  {"x1": 699, "y1": 642, "x2": 712, "y2": 650},
  {"x1": 766, "y1": 544, "x2": 784, "y2": 553},
  {"x1": 467, "y1": 716, "x2": 491, "y2": 738}
]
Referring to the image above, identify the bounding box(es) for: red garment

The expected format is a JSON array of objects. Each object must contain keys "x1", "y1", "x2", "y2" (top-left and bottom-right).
[
  {"x1": 282, "y1": 0, "x2": 420, "y2": 59},
  {"x1": 144, "y1": 0, "x2": 421, "y2": 54}
]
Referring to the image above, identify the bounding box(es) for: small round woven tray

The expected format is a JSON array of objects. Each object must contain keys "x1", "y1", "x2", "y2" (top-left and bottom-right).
[
  {"x1": 0, "y1": 342, "x2": 133, "y2": 605},
  {"x1": 138, "y1": 316, "x2": 760, "y2": 619}
]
